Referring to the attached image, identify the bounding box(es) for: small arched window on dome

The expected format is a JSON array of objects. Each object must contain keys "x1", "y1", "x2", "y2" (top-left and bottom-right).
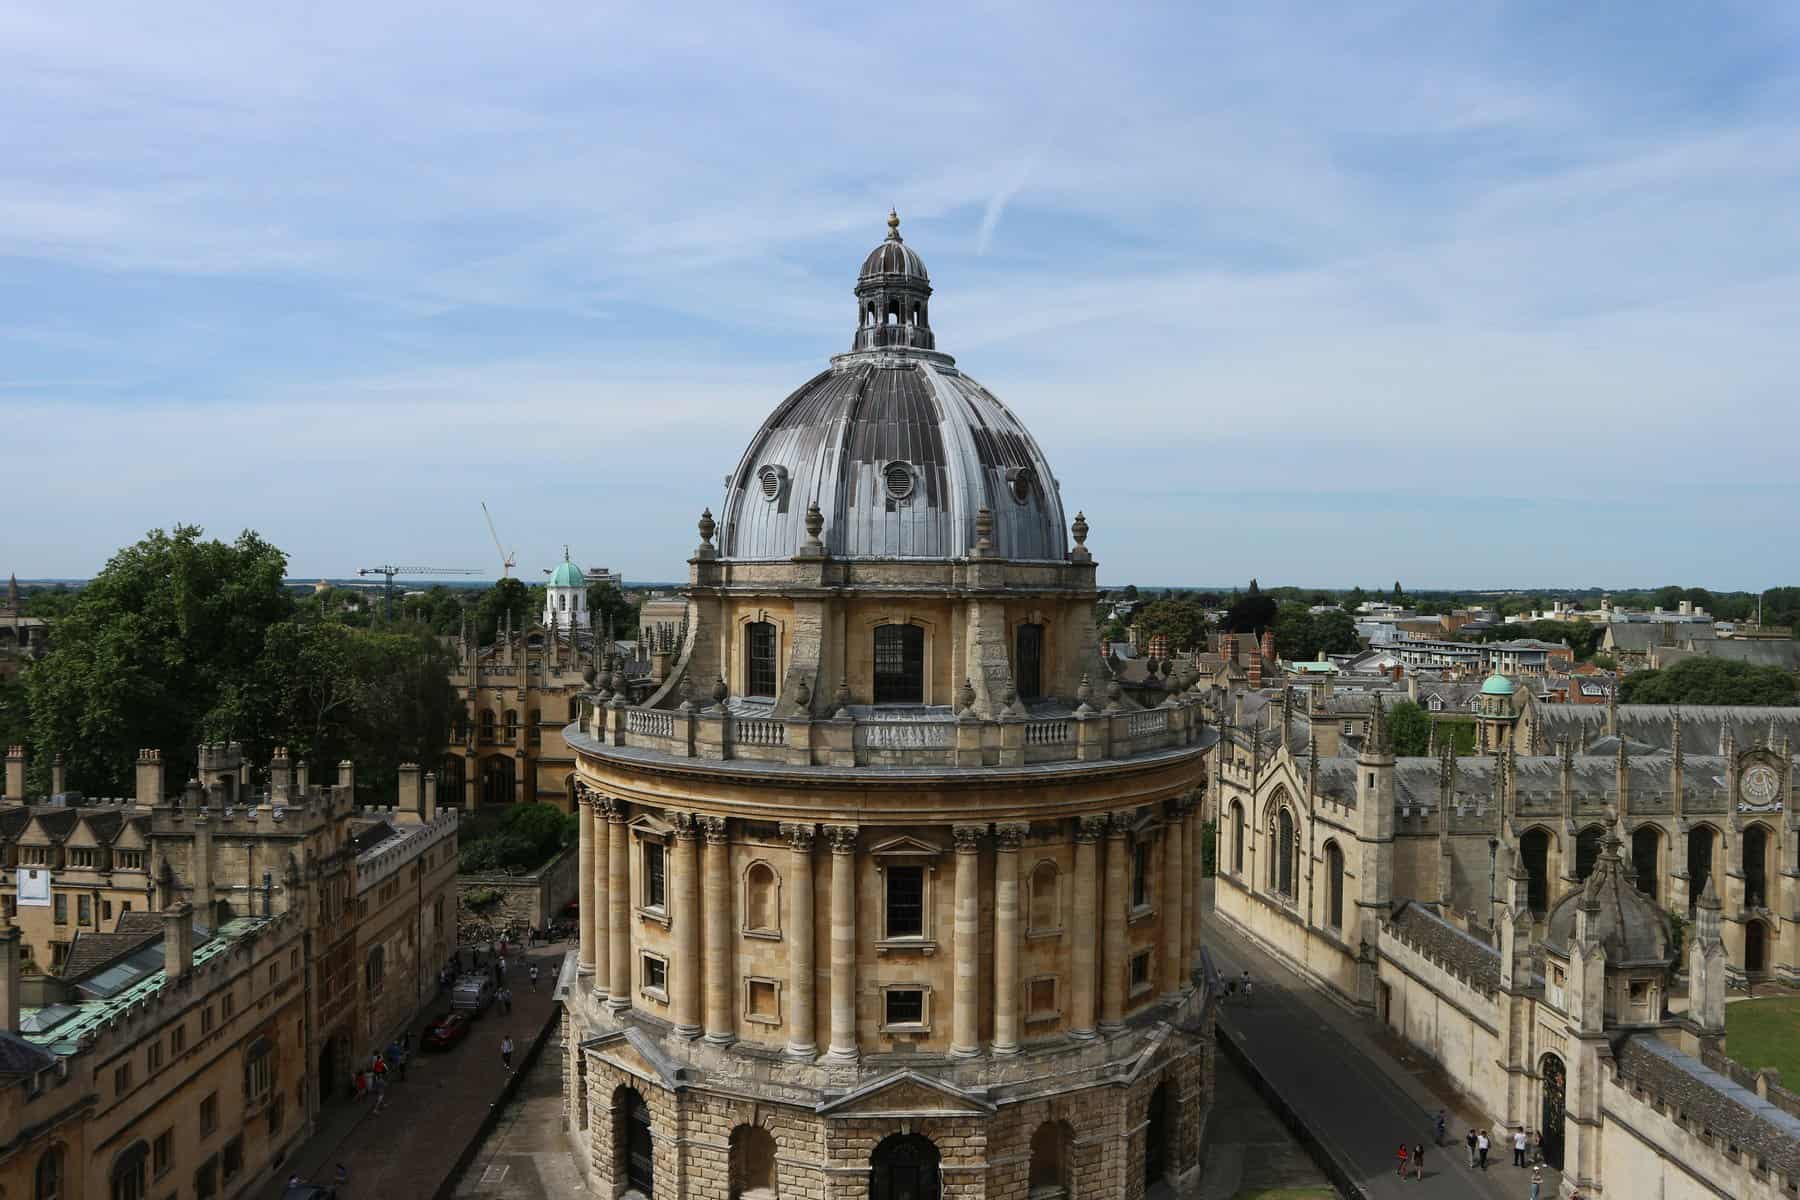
[
  {"x1": 883, "y1": 461, "x2": 915, "y2": 503},
  {"x1": 1007, "y1": 466, "x2": 1035, "y2": 505}
]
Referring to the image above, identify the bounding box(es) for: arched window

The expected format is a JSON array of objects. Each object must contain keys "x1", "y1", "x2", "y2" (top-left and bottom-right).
[
  {"x1": 873, "y1": 624, "x2": 925, "y2": 704},
  {"x1": 1231, "y1": 801, "x2": 1245, "y2": 874},
  {"x1": 365, "y1": 946, "x2": 385, "y2": 995},
  {"x1": 1574, "y1": 826, "x2": 1604, "y2": 881},
  {"x1": 244, "y1": 1035, "x2": 273, "y2": 1103},
  {"x1": 110, "y1": 1142, "x2": 148, "y2": 1200},
  {"x1": 35, "y1": 1146, "x2": 63, "y2": 1200},
  {"x1": 1015, "y1": 622, "x2": 1044, "y2": 701},
  {"x1": 479, "y1": 709, "x2": 496, "y2": 744},
  {"x1": 745, "y1": 862, "x2": 779, "y2": 934},
  {"x1": 1688, "y1": 825, "x2": 1717, "y2": 914},
  {"x1": 504, "y1": 709, "x2": 519, "y2": 741},
  {"x1": 1520, "y1": 828, "x2": 1552, "y2": 914},
  {"x1": 870, "y1": 1133, "x2": 940, "y2": 1200},
  {"x1": 1028, "y1": 1121, "x2": 1073, "y2": 1198},
  {"x1": 1028, "y1": 860, "x2": 1059, "y2": 932},
  {"x1": 746, "y1": 621, "x2": 778, "y2": 698},
  {"x1": 1324, "y1": 841, "x2": 1345, "y2": 929},
  {"x1": 1745, "y1": 823, "x2": 1771, "y2": 909},
  {"x1": 729, "y1": 1124, "x2": 777, "y2": 1198},
  {"x1": 1131, "y1": 836, "x2": 1152, "y2": 909},
  {"x1": 1631, "y1": 825, "x2": 1661, "y2": 899},
  {"x1": 1271, "y1": 809, "x2": 1296, "y2": 898},
  {"x1": 439, "y1": 756, "x2": 466, "y2": 807},
  {"x1": 1144, "y1": 1081, "x2": 1172, "y2": 1187}
]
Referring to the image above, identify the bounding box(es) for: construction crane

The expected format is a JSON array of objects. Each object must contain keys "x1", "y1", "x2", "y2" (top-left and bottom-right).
[
  {"x1": 481, "y1": 502, "x2": 517, "y2": 578},
  {"x1": 356, "y1": 565, "x2": 481, "y2": 618}
]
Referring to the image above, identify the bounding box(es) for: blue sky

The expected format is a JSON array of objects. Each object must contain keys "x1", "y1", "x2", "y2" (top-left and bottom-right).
[{"x1": 6, "y1": 2, "x2": 1800, "y2": 588}]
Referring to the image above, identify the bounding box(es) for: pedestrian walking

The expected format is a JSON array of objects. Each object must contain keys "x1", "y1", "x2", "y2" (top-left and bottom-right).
[
  {"x1": 1466, "y1": 1129, "x2": 1477, "y2": 1168},
  {"x1": 501, "y1": 986, "x2": 513, "y2": 1014},
  {"x1": 1396, "y1": 1144, "x2": 1409, "y2": 1177},
  {"x1": 1532, "y1": 1131, "x2": 1543, "y2": 1165},
  {"x1": 499, "y1": 953, "x2": 508, "y2": 977},
  {"x1": 1477, "y1": 1129, "x2": 1490, "y2": 1169},
  {"x1": 529, "y1": 963, "x2": 540, "y2": 991},
  {"x1": 501, "y1": 1034, "x2": 515, "y2": 1072},
  {"x1": 1530, "y1": 1164, "x2": 1543, "y2": 1200},
  {"x1": 1434, "y1": 1110, "x2": 1446, "y2": 1146},
  {"x1": 352, "y1": 1069, "x2": 368, "y2": 1102},
  {"x1": 1411, "y1": 1143, "x2": 1424, "y2": 1181},
  {"x1": 1241, "y1": 969, "x2": 1253, "y2": 1000},
  {"x1": 1513, "y1": 1128, "x2": 1527, "y2": 1167},
  {"x1": 370, "y1": 1071, "x2": 387, "y2": 1114}
]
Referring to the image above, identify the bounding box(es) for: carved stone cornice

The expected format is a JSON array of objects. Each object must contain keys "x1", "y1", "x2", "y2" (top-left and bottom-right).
[{"x1": 780, "y1": 822, "x2": 816, "y2": 852}]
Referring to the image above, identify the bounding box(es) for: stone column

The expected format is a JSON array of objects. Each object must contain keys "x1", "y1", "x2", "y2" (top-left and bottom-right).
[
  {"x1": 593, "y1": 798, "x2": 612, "y2": 997},
  {"x1": 577, "y1": 788, "x2": 597, "y2": 975},
  {"x1": 782, "y1": 823, "x2": 817, "y2": 1058},
  {"x1": 1100, "y1": 811, "x2": 1131, "y2": 1031},
  {"x1": 1187, "y1": 794, "x2": 1205, "y2": 981},
  {"x1": 672, "y1": 813, "x2": 703, "y2": 1037},
  {"x1": 950, "y1": 824, "x2": 985, "y2": 1057},
  {"x1": 701, "y1": 816, "x2": 734, "y2": 1043},
  {"x1": 1161, "y1": 801, "x2": 1186, "y2": 1000},
  {"x1": 1070, "y1": 815, "x2": 1105, "y2": 1038},
  {"x1": 606, "y1": 804, "x2": 631, "y2": 1012},
  {"x1": 825, "y1": 824, "x2": 859, "y2": 1061},
  {"x1": 993, "y1": 821, "x2": 1027, "y2": 1054}
]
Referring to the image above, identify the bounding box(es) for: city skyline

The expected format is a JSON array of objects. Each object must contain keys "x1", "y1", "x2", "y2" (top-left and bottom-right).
[{"x1": 7, "y1": 3, "x2": 1800, "y2": 587}]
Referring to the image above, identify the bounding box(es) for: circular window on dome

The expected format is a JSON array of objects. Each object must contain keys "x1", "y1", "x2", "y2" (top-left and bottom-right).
[
  {"x1": 883, "y1": 461, "x2": 915, "y2": 502},
  {"x1": 757, "y1": 465, "x2": 787, "y2": 502},
  {"x1": 1008, "y1": 466, "x2": 1035, "y2": 504}
]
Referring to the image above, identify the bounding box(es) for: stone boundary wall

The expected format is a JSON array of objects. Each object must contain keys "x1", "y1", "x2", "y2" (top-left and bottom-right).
[
  {"x1": 1373, "y1": 921, "x2": 1506, "y2": 1122},
  {"x1": 458, "y1": 845, "x2": 578, "y2": 930},
  {"x1": 1701, "y1": 1044, "x2": 1800, "y2": 1121},
  {"x1": 1602, "y1": 1067, "x2": 1790, "y2": 1200}
]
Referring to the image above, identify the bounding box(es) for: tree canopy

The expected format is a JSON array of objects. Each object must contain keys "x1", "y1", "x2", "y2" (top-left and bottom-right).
[
  {"x1": 1271, "y1": 603, "x2": 1361, "y2": 662},
  {"x1": 1224, "y1": 584, "x2": 1278, "y2": 634},
  {"x1": 1132, "y1": 596, "x2": 1210, "y2": 652},
  {"x1": 1387, "y1": 701, "x2": 1432, "y2": 756},
  {"x1": 1617, "y1": 658, "x2": 1799, "y2": 706}
]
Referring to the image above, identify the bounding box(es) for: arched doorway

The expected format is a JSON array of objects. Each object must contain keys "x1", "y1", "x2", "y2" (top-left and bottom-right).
[
  {"x1": 615, "y1": 1087, "x2": 653, "y2": 1196},
  {"x1": 1744, "y1": 824, "x2": 1770, "y2": 909},
  {"x1": 1520, "y1": 828, "x2": 1552, "y2": 915},
  {"x1": 1747, "y1": 919, "x2": 1769, "y2": 975},
  {"x1": 1574, "y1": 826, "x2": 1604, "y2": 881},
  {"x1": 481, "y1": 754, "x2": 516, "y2": 807},
  {"x1": 728, "y1": 1124, "x2": 776, "y2": 1198},
  {"x1": 1631, "y1": 826, "x2": 1661, "y2": 899},
  {"x1": 1539, "y1": 1054, "x2": 1566, "y2": 1171},
  {"x1": 1688, "y1": 826, "x2": 1717, "y2": 914},
  {"x1": 869, "y1": 1132, "x2": 939, "y2": 1200},
  {"x1": 1144, "y1": 1081, "x2": 1171, "y2": 1191},
  {"x1": 1028, "y1": 1120, "x2": 1073, "y2": 1198}
]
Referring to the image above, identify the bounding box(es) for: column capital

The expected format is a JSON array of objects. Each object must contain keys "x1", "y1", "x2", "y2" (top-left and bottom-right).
[
  {"x1": 1076, "y1": 814, "x2": 1108, "y2": 843},
  {"x1": 603, "y1": 799, "x2": 627, "y2": 823},
  {"x1": 824, "y1": 824, "x2": 859, "y2": 854},
  {"x1": 951, "y1": 823, "x2": 987, "y2": 852},
  {"x1": 780, "y1": 821, "x2": 816, "y2": 851},
  {"x1": 994, "y1": 821, "x2": 1029, "y2": 850},
  {"x1": 699, "y1": 814, "x2": 729, "y2": 844},
  {"x1": 671, "y1": 811, "x2": 701, "y2": 841},
  {"x1": 1164, "y1": 796, "x2": 1188, "y2": 823},
  {"x1": 1106, "y1": 809, "x2": 1135, "y2": 837}
]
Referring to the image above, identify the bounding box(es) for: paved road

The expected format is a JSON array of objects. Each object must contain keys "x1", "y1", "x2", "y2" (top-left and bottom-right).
[{"x1": 1204, "y1": 898, "x2": 1556, "y2": 1200}]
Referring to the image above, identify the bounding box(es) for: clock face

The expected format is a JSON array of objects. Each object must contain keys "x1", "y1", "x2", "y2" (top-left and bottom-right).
[{"x1": 1742, "y1": 764, "x2": 1782, "y2": 808}]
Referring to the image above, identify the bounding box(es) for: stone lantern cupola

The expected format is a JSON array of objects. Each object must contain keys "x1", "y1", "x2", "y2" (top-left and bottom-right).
[
  {"x1": 544, "y1": 547, "x2": 589, "y2": 633},
  {"x1": 852, "y1": 210, "x2": 934, "y2": 352}
]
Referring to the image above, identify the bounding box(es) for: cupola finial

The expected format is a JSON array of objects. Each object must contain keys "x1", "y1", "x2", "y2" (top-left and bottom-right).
[{"x1": 887, "y1": 208, "x2": 901, "y2": 240}]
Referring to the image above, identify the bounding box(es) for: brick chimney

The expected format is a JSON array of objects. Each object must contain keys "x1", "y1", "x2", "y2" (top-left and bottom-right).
[
  {"x1": 163, "y1": 902, "x2": 194, "y2": 981},
  {"x1": 1260, "y1": 628, "x2": 1276, "y2": 666},
  {"x1": 0, "y1": 923, "x2": 19, "y2": 1031},
  {"x1": 1248, "y1": 651, "x2": 1262, "y2": 690},
  {"x1": 4, "y1": 746, "x2": 24, "y2": 803},
  {"x1": 135, "y1": 749, "x2": 165, "y2": 807}
]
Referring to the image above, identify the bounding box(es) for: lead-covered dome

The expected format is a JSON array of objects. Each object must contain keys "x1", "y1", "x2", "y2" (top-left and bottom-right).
[
  {"x1": 1544, "y1": 835, "x2": 1673, "y2": 967},
  {"x1": 718, "y1": 215, "x2": 1068, "y2": 563}
]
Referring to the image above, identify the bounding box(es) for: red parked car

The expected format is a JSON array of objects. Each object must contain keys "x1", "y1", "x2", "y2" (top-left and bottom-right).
[{"x1": 422, "y1": 1011, "x2": 471, "y2": 1050}]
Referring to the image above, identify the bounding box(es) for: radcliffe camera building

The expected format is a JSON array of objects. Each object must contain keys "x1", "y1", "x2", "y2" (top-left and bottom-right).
[{"x1": 562, "y1": 216, "x2": 1218, "y2": 1199}]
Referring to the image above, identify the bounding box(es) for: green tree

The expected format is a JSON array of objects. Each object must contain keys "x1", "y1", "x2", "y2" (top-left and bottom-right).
[
  {"x1": 1271, "y1": 602, "x2": 1315, "y2": 661},
  {"x1": 1133, "y1": 596, "x2": 1210, "y2": 652},
  {"x1": 26, "y1": 527, "x2": 294, "y2": 793},
  {"x1": 22, "y1": 585, "x2": 80, "y2": 620},
  {"x1": 0, "y1": 676, "x2": 29, "y2": 752},
  {"x1": 1224, "y1": 580, "x2": 1278, "y2": 634},
  {"x1": 1311, "y1": 609, "x2": 1361, "y2": 656},
  {"x1": 586, "y1": 581, "x2": 641, "y2": 639},
  {"x1": 475, "y1": 577, "x2": 533, "y2": 644},
  {"x1": 1618, "y1": 658, "x2": 1799, "y2": 706},
  {"x1": 1388, "y1": 701, "x2": 1432, "y2": 756}
]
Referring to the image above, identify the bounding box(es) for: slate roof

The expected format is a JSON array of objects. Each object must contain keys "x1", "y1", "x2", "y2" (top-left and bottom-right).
[
  {"x1": 1538, "y1": 705, "x2": 1800, "y2": 755},
  {"x1": 1386, "y1": 900, "x2": 1500, "y2": 991},
  {"x1": 60, "y1": 915, "x2": 165, "y2": 982},
  {"x1": 0, "y1": 1031, "x2": 56, "y2": 1078},
  {"x1": 1614, "y1": 1035, "x2": 1800, "y2": 1178},
  {"x1": 349, "y1": 820, "x2": 397, "y2": 854}
]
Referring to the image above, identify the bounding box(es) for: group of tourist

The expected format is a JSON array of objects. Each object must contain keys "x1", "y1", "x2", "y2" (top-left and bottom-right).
[{"x1": 350, "y1": 1038, "x2": 411, "y2": 1112}]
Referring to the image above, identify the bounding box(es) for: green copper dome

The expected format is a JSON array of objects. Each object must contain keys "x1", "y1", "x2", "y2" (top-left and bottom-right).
[
  {"x1": 549, "y1": 550, "x2": 584, "y2": 588},
  {"x1": 1480, "y1": 673, "x2": 1516, "y2": 696}
]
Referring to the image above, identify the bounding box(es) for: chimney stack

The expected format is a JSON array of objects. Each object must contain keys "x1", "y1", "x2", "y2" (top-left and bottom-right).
[
  {"x1": 337, "y1": 759, "x2": 356, "y2": 799},
  {"x1": 423, "y1": 771, "x2": 437, "y2": 822},
  {"x1": 398, "y1": 762, "x2": 421, "y2": 820},
  {"x1": 50, "y1": 754, "x2": 65, "y2": 796},
  {"x1": 0, "y1": 923, "x2": 19, "y2": 1031},
  {"x1": 163, "y1": 902, "x2": 194, "y2": 981},
  {"x1": 269, "y1": 746, "x2": 293, "y2": 803},
  {"x1": 4, "y1": 746, "x2": 24, "y2": 803},
  {"x1": 296, "y1": 760, "x2": 310, "y2": 795},
  {"x1": 135, "y1": 749, "x2": 165, "y2": 807}
]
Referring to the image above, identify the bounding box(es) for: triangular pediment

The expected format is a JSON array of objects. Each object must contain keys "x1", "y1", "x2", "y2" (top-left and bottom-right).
[
  {"x1": 628, "y1": 812, "x2": 675, "y2": 840},
  {"x1": 580, "y1": 1026, "x2": 694, "y2": 1088},
  {"x1": 818, "y1": 1070, "x2": 994, "y2": 1118},
  {"x1": 868, "y1": 834, "x2": 943, "y2": 859}
]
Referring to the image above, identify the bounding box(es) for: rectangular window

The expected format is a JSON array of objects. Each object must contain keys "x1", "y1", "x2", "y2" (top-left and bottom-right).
[
  {"x1": 201, "y1": 1005, "x2": 215, "y2": 1036},
  {"x1": 1131, "y1": 841, "x2": 1151, "y2": 909},
  {"x1": 269, "y1": 1094, "x2": 285, "y2": 1137},
  {"x1": 146, "y1": 1039, "x2": 162, "y2": 1072},
  {"x1": 641, "y1": 953, "x2": 668, "y2": 997},
  {"x1": 746, "y1": 622, "x2": 778, "y2": 698},
  {"x1": 194, "y1": 1155, "x2": 218, "y2": 1200},
  {"x1": 746, "y1": 978, "x2": 780, "y2": 1024},
  {"x1": 103, "y1": 899, "x2": 113, "y2": 921},
  {"x1": 171, "y1": 1023, "x2": 185, "y2": 1055},
  {"x1": 883, "y1": 988, "x2": 925, "y2": 1029},
  {"x1": 247, "y1": 1048, "x2": 272, "y2": 1101},
  {"x1": 53, "y1": 894, "x2": 67, "y2": 924},
  {"x1": 221, "y1": 991, "x2": 235, "y2": 1020},
  {"x1": 153, "y1": 1129, "x2": 173, "y2": 1177},
  {"x1": 644, "y1": 842, "x2": 666, "y2": 909},
  {"x1": 200, "y1": 1092, "x2": 218, "y2": 1136},
  {"x1": 1130, "y1": 950, "x2": 1153, "y2": 994},
  {"x1": 872, "y1": 624, "x2": 925, "y2": 704},
  {"x1": 222, "y1": 1137, "x2": 242, "y2": 1182},
  {"x1": 1027, "y1": 976, "x2": 1059, "y2": 1021},
  {"x1": 78, "y1": 895, "x2": 92, "y2": 926},
  {"x1": 885, "y1": 866, "x2": 925, "y2": 938},
  {"x1": 114, "y1": 1062, "x2": 133, "y2": 1095}
]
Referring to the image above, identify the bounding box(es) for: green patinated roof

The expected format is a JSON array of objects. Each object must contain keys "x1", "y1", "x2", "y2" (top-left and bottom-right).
[
  {"x1": 1481, "y1": 673, "x2": 1517, "y2": 695},
  {"x1": 549, "y1": 549, "x2": 584, "y2": 588},
  {"x1": 19, "y1": 916, "x2": 269, "y2": 1056}
]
